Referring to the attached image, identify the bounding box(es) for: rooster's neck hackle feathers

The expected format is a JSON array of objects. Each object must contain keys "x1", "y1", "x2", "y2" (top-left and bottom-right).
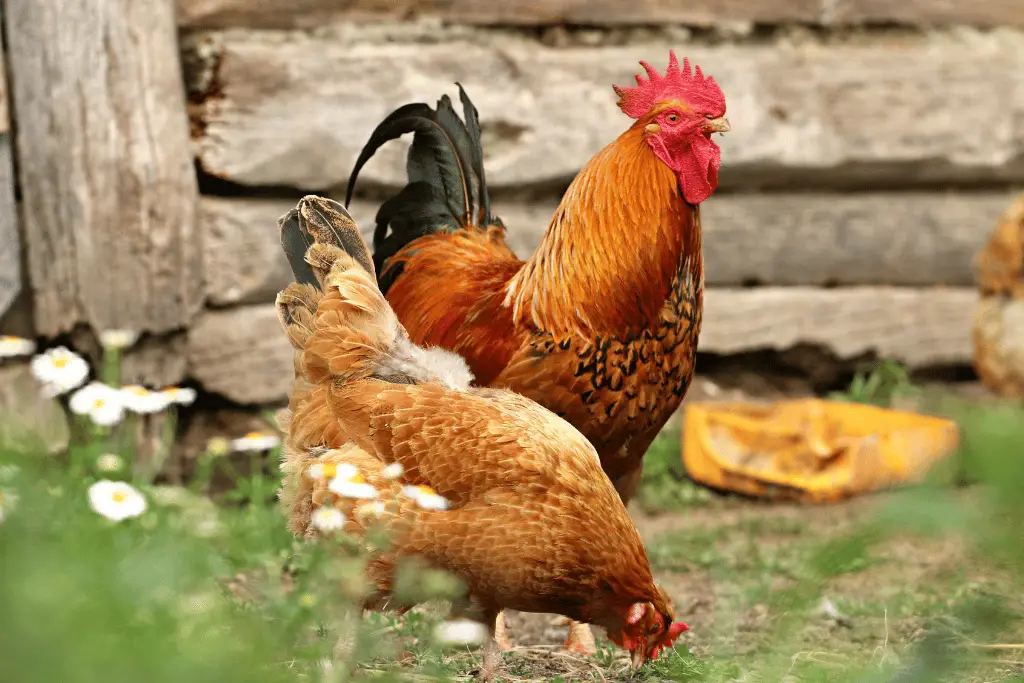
[{"x1": 505, "y1": 124, "x2": 701, "y2": 337}]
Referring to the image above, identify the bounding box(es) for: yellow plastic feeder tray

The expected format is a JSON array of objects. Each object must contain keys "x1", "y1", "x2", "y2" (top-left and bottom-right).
[{"x1": 681, "y1": 399, "x2": 961, "y2": 503}]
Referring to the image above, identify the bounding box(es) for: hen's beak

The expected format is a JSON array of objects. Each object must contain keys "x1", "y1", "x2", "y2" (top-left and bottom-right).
[
  {"x1": 705, "y1": 117, "x2": 730, "y2": 133},
  {"x1": 630, "y1": 648, "x2": 647, "y2": 670}
]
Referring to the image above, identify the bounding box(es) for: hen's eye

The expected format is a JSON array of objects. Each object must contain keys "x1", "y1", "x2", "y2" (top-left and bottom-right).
[{"x1": 666, "y1": 113, "x2": 680, "y2": 123}]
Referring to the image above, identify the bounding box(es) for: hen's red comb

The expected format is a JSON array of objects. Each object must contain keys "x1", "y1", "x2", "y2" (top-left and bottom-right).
[{"x1": 613, "y1": 50, "x2": 725, "y2": 119}]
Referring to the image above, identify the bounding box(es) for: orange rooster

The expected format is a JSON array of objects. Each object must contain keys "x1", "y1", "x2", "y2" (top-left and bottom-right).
[
  {"x1": 344, "y1": 50, "x2": 728, "y2": 652},
  {"x1": 275, "y1": 196, "x2": 689, "y2": 679}
]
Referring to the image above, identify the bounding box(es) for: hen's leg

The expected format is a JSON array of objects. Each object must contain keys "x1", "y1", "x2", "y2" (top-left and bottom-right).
[
  {"x1": 478, "y1": 610, "x2": 504, "y2": 681},
  {"x1": 562, "y1": 620, "x2": 598, "y2": 655},
  {"x1": 493, "y1": 610, "x2": 514, "y2": 651}
]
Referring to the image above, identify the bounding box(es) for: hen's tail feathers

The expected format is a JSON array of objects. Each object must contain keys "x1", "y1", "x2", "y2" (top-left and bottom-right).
[
  {"x1": 276, "y1": 195, "x2": 402, "y2": 386},
  {"x1": 280, "y1": 195, "x2": 377, "y2": 288},
  {"x1": 343, "y1": 84, "x2": 501, "y2": 294}
]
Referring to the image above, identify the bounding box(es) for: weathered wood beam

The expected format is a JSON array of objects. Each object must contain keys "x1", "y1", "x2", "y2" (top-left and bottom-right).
[
  {"x1": 176, "y1": 0, "x2": 1024, "y2": 29},
  {"x1": 186, "y1": 30, "x2": 1024, "y2": 192},
  {"x1": 186, "y1": 285, "x2": 976, "y2": 404},
  {"x1": 6, "y1": 0, "x2": 202, "y2": 337},
  {"x1": 700, "y1": 287, "x2": 976, "y2": 368},
  {"x1": 198, "y1": 191, "x2": 1005, "y2": 308},
  {"x1": 0, "y1": 10, "x2": 21, "y2": 321}
]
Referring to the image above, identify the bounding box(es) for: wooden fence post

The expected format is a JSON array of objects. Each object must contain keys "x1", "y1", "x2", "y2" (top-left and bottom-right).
[
  {"x1": 0, "y1": 5, "x2": 19, "y2": 320},
  {"x1": 4, "y1": 0, "x2": 202, "y2": 338}
]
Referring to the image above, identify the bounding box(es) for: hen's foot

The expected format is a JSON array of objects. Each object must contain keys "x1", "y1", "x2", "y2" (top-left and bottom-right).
[
  {"x1": 477, "y1": 635, "x2": 503, "y2": 681},
  {"x1": 561, "y1": 620, "x2": 598, "y2": 656},
  {"x1": 493, "y1": 610, "x2": 514, "y2": 652}
]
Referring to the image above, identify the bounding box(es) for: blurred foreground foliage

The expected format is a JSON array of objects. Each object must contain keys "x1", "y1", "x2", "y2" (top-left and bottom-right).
[{"x1": 0, "y1": 358, "x2": 1022, "y2": 682}]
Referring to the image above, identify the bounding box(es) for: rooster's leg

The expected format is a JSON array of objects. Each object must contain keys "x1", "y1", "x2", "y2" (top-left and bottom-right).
[
  {"x1": 478, "y1": 610, "x2": 504, "y2": 681},
  {"x1": 562, "y1": 620, "x2": 598, "y2": 655},
  {"x1": 493, "y1": 610, "x2": 514, "y2": 651}
]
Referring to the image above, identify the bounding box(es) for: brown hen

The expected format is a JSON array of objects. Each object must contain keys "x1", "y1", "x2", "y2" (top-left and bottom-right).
[{"x1": 275, "y1": 196, "x2": 689, "y2": 678}]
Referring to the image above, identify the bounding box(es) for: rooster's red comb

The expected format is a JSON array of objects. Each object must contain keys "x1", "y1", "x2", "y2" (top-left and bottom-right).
[{"x1": 613, "y1": 50, "x2": 725, "y2": 119}]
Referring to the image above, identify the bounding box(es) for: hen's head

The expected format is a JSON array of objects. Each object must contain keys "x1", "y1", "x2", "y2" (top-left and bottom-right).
[
  {"x1": 604, "y1": 585, "x2": 689, "y2": 669},
  {"x1": 613, "y1": 50, "x2": 729, "y2": 205}
]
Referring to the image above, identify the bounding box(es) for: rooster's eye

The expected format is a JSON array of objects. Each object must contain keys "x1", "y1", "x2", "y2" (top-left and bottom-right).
[{"x1": 666, "y1": 113, "x2": 680, "y2": 123}]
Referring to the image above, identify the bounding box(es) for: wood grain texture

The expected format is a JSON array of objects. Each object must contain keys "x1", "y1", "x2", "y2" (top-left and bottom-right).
[
  {"x1": 186, "y1": 304, "x2": 295, "y2": 404},
  {"x1": 0, "y1": 23, "x2": 19, "y2": 321},
  {"x1": 0, "y1": 136, "x2": 20, "y2": 320},
  {"x1": 199, "y1": 191, "x2": 1006, "y2": 307},
  {"x1": 187, "y1": 30, "x2": 1024, "y2": 191},
  {"x1": 832, "y1": 0, "x2": 1024, "y2": 27},
  {"x1": 175, "y1": 0, "x2": 1024, "y2": 28},
  {"x1": 189, "y1": 287, "x2": 974, "y2": 404},
  {"x1": 5, "y1": 0, "x2": 202, "y2": 337},
  {"x1": 701, "y1": 287, "x2": 976, "y2": 367},
  {"x1": 200, "y1": 197, "x2": 296, "y2": 306}
]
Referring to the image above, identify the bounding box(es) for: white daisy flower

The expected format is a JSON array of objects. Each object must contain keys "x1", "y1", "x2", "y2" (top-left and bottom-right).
[
  {"x1": 120, "y1": 385, "x2": 171, "y2": 414},
  {"x1": 311, "y1": 506, "x2": 346, "y2": 532},
  {"x1": 328, "y1": 473, "x2": 379, "y2": 500},
  {"x1": 31, "y1": 346, "x2": 90, "y2": 396},
  {"x1": 69, "y1": 382, "x2": 126, "y2": 427},
  {"x1": 98, "y1": 329, "x2": 139, "y2": 350},
  {"x1": 230, "y1": 432, "x2": 281, "y2": 452},
  {"x1": 434, "y1": 619, "x2": 487, "y2": 647},
  {"x1": 402, "y1": 484, "x2": 449, "y2": 511},
  {"x1": 88, "y1": 480, "x2": 147, "y2": 522},
  {"x1": 380, "y1": 462, "x2": 404, "y2": 480},
  {"x1": 0, "y1": 335, "x2": 36, "y2": 358},
  {"x1": 0, "y1": 488, "x2": 18, "y2": 523},
  {"x1": 308, "y1": 461, "x2": 358, "y2": 481},
  {"x1": 161, "y1": 386, "x2": 197, "y2": 406},
  {"x1": 96, "y1": 453, "x2": 124, "y2": 473}
]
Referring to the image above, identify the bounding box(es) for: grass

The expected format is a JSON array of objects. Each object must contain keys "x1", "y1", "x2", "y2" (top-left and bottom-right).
[{"x1": 1, "y1": 354, "x2": 1024, "y2": 682}]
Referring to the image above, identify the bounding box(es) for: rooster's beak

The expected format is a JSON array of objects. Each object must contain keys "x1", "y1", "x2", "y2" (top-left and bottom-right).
[{"x1": 705, "y1": 117, "x2": 730, "y2": 133}]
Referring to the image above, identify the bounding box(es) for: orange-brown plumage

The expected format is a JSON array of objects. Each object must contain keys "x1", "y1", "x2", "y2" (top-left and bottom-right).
[
  {"x1": 275, "y1": 196, "x2": 688, "y2": 677},
  {"x1": 347, "y1": 54, "x2": 727, "y2": 653},
  {"x1": 365, "y1": 103, "x2": 708, "y2": 501},
  {"x1": 383, "y1": 226, "x2": 522, "y2": 385}
]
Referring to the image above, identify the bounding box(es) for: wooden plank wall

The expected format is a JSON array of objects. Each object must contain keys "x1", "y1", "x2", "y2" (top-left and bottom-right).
[
  {"x1": 3, "y1": 0, "x2": 1019, "y2": 403},
  {"x1": 0, "y1": 5, "x2": 20, "y2": 321},
  {"x1": 4, "y1": 0, "x2": 201, "y2": 342}
]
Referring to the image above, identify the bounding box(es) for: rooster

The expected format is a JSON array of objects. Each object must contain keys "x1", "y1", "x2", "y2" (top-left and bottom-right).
[
  {"x1": 275, "y1": 196, "x2": 689, "y2": 679},
  {"x1": 344, "y1": 50, "x2": 728, "y2": 652}
]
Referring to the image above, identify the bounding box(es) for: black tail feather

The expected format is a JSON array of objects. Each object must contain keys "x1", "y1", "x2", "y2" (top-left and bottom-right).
[
  {"x1": 344, "y1": 85, "x2": 498, "y2": 294},
  {"x1": 279, "y1": 208, "x2": 319, "y2": 287},
  {"x1": 279, "y1": 196, "x2": 376, "y2": 289}
]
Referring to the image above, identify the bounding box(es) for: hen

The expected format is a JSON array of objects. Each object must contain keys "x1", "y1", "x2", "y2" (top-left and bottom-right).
[
  {"x1": 344, "y1": 50, "x2": 728, "y2": 651},
  {"x1": 974, "y1": 191, "x2": 1024, "y2": 397},
  {"x1": 275, "y1": 196, "x2": 689, "y2": 679}
]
